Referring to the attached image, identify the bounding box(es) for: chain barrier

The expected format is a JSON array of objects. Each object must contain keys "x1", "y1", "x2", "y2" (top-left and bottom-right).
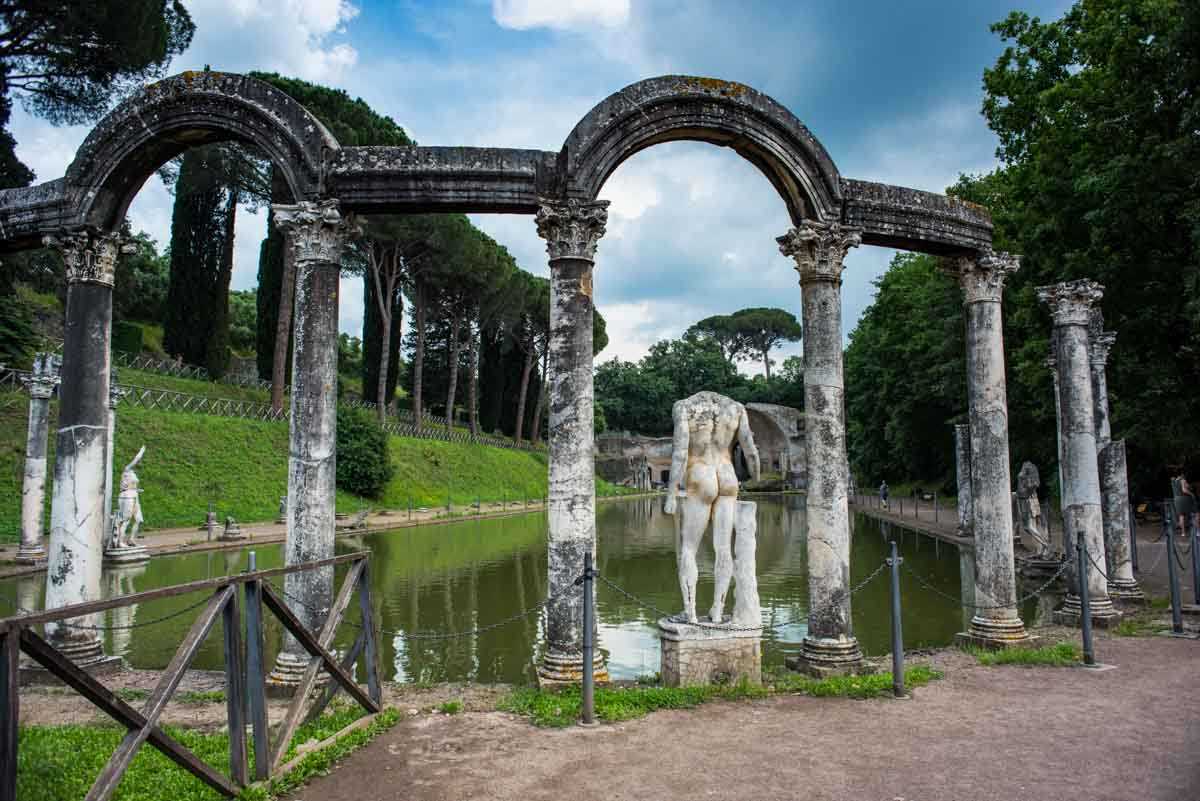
[
  {"x1": 0, "y1": 592, "x2": 216, "y2": 632},
  {"x1": 1086, "y1": 550, "x2": 1110, "y2": 583},
  {"x1": 597, "y1": 559, "x2": 889, "y2": 633},
  {"x1": 901, "y1": 558, "x2": 1071, "y2": 611}
]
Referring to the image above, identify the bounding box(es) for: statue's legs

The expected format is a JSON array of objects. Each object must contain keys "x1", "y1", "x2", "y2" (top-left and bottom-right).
[
  {"x1": 709, "y1": 464, "x2": 739, "y2": 623},
  {"x1": 679, "y1": 466, "x2": 717, "y2": 623}
]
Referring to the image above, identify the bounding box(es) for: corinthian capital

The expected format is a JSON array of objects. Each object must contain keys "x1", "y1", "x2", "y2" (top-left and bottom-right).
[
  {"x1": 273, "y1": 199, "x2": 356, "y2": 265},
  {"x1": 776, "y1": 220, "x2": 862, "y2": 285},
  {"x1": 43, "y1": 229, "x2": 132, "y2": 287},
  {"x1": 22, "y1": 352, "x2": 61, "y2": 399},
  {"x1": 1036, "y1": 279, "x2": 1104, "y2": 327},
  {"x1": 941, "y1": 248, "x2": 1020, "y2": 304},
  {"x1": 535, "y1": 198, "x2": 609, "y2": 262}
]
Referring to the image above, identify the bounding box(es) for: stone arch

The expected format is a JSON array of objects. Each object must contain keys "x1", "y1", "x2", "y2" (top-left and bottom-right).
[
  {"x1": 562, "y1": 75, "x2": 842, "y2": 224},
  {"x1": 64, "y1": 71, "x2": 339, "y2": 230}
]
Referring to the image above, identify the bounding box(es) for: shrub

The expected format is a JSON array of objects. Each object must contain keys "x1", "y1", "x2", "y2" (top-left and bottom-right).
[
  {"x1": 336, "y1": 406, "x2": 394, "y2": 498},
  {"x1": 112, "y1": 321, "x2": 145, "y2": 355}
]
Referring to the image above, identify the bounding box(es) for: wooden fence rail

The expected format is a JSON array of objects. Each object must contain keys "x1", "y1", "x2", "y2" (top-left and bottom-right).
[{"x1": 0, "y1": 551, "x2": 381, "y2": 801}]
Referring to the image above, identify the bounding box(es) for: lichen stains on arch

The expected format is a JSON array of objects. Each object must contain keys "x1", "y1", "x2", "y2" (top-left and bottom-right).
[
  {"x1": 561, "y1": 75, "x2": 843, "y2": 225},
  {"x1": 65, "y1": 71, "x2": 340, "y2": 231}
]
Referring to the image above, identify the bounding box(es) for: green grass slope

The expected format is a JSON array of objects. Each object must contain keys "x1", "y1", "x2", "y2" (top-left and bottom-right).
[{"x1": 0, "y1": 395, "x2": 630, "y2": 541}]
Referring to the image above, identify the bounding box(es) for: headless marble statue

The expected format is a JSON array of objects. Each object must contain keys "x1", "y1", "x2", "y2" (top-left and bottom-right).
[{"x1": 663, "y1": 391, "x2": 760, "y2": 624}]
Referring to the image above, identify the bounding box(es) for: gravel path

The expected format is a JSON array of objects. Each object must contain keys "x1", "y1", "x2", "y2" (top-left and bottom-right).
[{"x1": 290, "y1": 636, "x2": 1199, "y2": 801}]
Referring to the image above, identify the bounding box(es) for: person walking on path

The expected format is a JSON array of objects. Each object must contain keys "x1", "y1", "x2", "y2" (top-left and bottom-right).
[
  {"x1": 879, "y1": 480, "x2": 889, "y2": 510},
  {"x1": 1171, "y1": 470, "x2": 1196, "y2": 538}
]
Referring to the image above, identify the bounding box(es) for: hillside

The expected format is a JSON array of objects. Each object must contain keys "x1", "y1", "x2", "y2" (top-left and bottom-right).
[{"x1": 0, "y1": 395, "x2": 627, "y2": 541}]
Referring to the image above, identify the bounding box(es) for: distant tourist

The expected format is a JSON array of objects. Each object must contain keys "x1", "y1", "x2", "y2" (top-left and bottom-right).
[
  {"x1": 879, "y1": 480, "x2": 889, "y2": 509},
  {"x1": 1171, "y1": 469, "x2": 1195, "y2": 538}
]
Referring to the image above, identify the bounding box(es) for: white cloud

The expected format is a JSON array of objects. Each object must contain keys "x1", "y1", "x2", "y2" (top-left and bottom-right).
[{"x1": 492, "y1": 0, "x2": 630, "y2": 31}]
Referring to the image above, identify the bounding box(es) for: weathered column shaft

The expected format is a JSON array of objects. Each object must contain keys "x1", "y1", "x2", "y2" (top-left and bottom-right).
[
  {"x1": 779, "y1": 221, "x2": 864, "y2": 673},
  {"x1": 270, "y1": 201, "x2": 353, "y2": 684},
  {"x1": 535, "y1": 198, "x2": 609, "y2": 684},
  {"x1": 103, "y1": 371, "x2": 121, "y2": 543},
  {"x1": 1038, "y1": 280, "x2": 1118, "y2": 622},
  {"x1": 43, "y1": 231, "x2": 127, "y2": 662},
  {"x1": 18, "y1": 354, "x2": 59, "y2": 562},
  {"x1": 953, "y1": 423, "x2": 973, "y2": 537},
  {"x1": 944, "y1": 250, "x2": 1030, "y2": 646}
]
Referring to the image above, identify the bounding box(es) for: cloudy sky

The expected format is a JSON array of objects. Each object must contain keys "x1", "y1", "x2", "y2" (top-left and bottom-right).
[{"x1": 11, "y1": 0, "x2": 1070, "y2": 370}]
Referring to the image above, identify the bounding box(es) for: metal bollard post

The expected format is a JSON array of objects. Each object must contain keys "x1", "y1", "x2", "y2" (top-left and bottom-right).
[
  {"x1": 581, "y1": 551, "x2": 596, "y2": 724},
  {"x1": 1167, "y1": 530, "x2": 1184, "y2": 634},
  {"x1": 1076, "y1": 534, "x2": 1096, "y2": 666},
  {"x1": 934, "y1": 493, "x2": 938, "y2": 523},
  {"x1": 899, "y1": 498, "x2": 903, "y2": 516},
  {"x1": 408, "y1": 496, "x2": 412, "y2": 521},
  {"x1": 1191, "y1": 519, "x2": 1200, "y2": 605},
  {"x1": 887, "y1": 541, "x2": 905, "y2": 697},
  {"x1": 1162, "y1": 500, "x2": 1173, "y2": 540},
  {"x1": 1128, "y1": 502, "x2": 1138, "y2": 573}
]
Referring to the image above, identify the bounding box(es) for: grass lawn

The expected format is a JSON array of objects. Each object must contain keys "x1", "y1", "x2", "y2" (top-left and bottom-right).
[
  {"x1": 0, "y1": 394, "x2": 633, "y2": 541},
  {"x1": 966, "y1": 642, "x2": 1081, "y2": 666}
]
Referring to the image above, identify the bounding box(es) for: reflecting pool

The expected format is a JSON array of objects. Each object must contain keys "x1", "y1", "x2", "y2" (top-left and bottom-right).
[{"x1": 2, "y1": 496, "x2": 968, "y2": 684}]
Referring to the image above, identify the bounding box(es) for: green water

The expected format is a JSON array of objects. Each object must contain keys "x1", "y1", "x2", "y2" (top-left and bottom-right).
[{"x1": 2, "y1": 496, "x2": 968, "y2": 684}]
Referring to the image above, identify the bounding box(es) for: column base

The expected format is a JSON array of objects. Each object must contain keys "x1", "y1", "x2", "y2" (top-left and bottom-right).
[
  {"x1": 535, "y1": 649, "x2": 608, "y2": 689},
  {"x1": 103, "y1": 544, "x2": 151, "y2": 566},
  {"x1": 14, "y1": 544, "x2": 46, "y2": 564},
  {"x1": 1107, "y1": 578, "x2": 1145, "y2": 604},
  {"x1": 956, "y1": 614, "x2": 1036, "y2": 650},
  {"x1": 786, "y1": 636, "x2": 870, "y2": 678},
  {"x1": 266, "y1": 650, "x2": 330, "y2": 698},
  {"x1": 22, "y1": 635, "x2": 122, "y2": 683},
  {"x1": 1053, "y1": 594, "x2": 1122, "y2": 628}
]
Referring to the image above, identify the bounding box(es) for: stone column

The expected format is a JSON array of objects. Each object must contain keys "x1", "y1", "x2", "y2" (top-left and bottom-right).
[
  {"x1": 1047, "y1": 347, "x2": 1065, "y2": 523},
  {"x1": 534, "y1": 197, "x2": 610, "y2": 685},
  {"x1": 1087, "y1": 317, "x2": 1142, "y2": 600},
  {"x1": 778, "y1": 220, "x2": 866, "y2": 675},
  {"x1": 103, "y1": 367, "x2": 124, "y2": 543},
  {"x1": 42, "y1": 230, "x2": 128, "y2": 668},
  {"x1": 943, "y1": 249, "x2": 1032, "y2": 648},
  {"x1": 268, "y1": 200, "x2": 354, "y2": 687},
  {"x1": 17, "y1": 353, "x2": 60, "y2": 563},
  {"x1": 1036, "y1": 280, "x2": 1119, "y2": 625},
  {"x1": 953, "y1": 423, "x2": 973, "y2": 537}
]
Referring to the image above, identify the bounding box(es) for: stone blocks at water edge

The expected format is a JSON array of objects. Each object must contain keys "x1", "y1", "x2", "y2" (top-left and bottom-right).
[{"x1": 658, "y1": 617, "x2": 762, "y2": 687}]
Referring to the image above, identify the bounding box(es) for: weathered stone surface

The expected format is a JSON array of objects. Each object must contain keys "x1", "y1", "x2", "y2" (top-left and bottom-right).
[
  {"x1": 108, "y1": 446, "x2": 146, "y2": 550},
  {"x1": 841, "y1": 179, "x2": 993, "y2": 254},
  {"x1": 778, "y1": 221, "x2": 865, "y2": 673},
  {"x1": 1037, "y1": 280, "x2": 1119, "y2": 624},
  {"x1": 536, "y1": 198, "x2": 608, "y2": 685},
  {"x1": 1014, "y1": 462, "x2": 1052, "y2": 558},
  {"x1": 18, "y1": 353, "x2": 59, "y2": 563},
  {"x1": 270, "y1": 200, "x2": 354, "y2": 686},
  {"x1": 662, "y1": 392, "x2": 760, "y2": 625},
  {"x1": 943, "y1": 249, "x2": 1031, "y2": 646},
  {"x1": 954, "y1": 423, "x2": 973, "y2": 538},
  {"x1": 1099, "y1": 440, "x2": 1142, "y2": 600},
  {"x1": 659, "y1": 617, "x2": 762, "y2": 688}
]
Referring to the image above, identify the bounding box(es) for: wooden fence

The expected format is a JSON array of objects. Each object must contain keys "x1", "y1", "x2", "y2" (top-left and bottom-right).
[{"x1": 0, "y1": 552, "x2": 380, "y2": 801}]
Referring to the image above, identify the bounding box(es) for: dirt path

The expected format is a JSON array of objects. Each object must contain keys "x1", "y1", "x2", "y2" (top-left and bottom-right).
[{"x1": 290, "y1": 636, "x2": 1200, "y2": 801}]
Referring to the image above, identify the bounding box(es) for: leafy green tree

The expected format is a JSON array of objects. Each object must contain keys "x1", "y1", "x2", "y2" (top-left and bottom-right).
[
  {"x1": 687, "y1": 314, "x2": 751, "y2": 365},
  {"x1": 728, "y1": 307, "x2": 802, "y2": 379},
  {"x1": 112, "y1": 230, "x2": 168, "y2": 325},
  {"x1": 335, "y1": 406, "x2": 394, "y2": 498},
  {"x1": 227, "y1": 289, "x2": 257, "y2": 354}
]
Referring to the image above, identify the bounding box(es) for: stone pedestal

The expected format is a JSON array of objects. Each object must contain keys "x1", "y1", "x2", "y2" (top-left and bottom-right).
[
  {"x1": 534, "y1": 198, "x2": 611, "y2": 687},
  {"x1": 659, "y1": 617, "x2": 762, "y2": 687},
  {"x1": 103, "y1": 543, "x2": 150, "y2": 566}
]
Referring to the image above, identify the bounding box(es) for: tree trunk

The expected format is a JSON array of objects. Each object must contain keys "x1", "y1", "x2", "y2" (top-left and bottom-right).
[
  {"x1": 514, "y1": 345, "x2": 534, "y2": 443},
  {"x1": 376, "y1": 310, "x2": 391, "y2": 424},
  {"x1": 762, "y1": 349, "x2": 771, "y2": 380},
  {"x1": 530, "y1": 346, "x2": 548, "y2": 444},
  {"x1": 445, "y1": 308, "x2": 463, "y2": 433},
  {"x1": 467, "y1": 318, "x2": 480, "y2": 437},
  {"x1": 271, "y1": 243, "x2": 295, "y2": 413},
  {"x1": 412, "y1": 278, "x2": 426, "y2": 433}
]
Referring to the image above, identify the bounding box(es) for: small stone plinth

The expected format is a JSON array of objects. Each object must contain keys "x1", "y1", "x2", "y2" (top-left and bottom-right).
[
  {"x1": 1016, "y1": 556, "x2": 1066, "y2": 582},
  {"x1": 659, "y1": 616, "x2": 762, "y2": 687},
  {"x1": 218, "y1": 527, "x2": 247, "y2": 542},
  {"x1": 103, "y1": 544, "x2": 151, "y2": 566}
]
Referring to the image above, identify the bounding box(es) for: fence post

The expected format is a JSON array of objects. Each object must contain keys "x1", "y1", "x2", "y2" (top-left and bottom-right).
[
  {"x1": 934, "y1": 493, "x2": 938, "y2": 523},
  {"x1": 1167, "y1": 531, "x2": 1184, "y2": 635},
  {"x1": 1191, "y1": 519, "x2": 1200, "y2": 605},
  {"x1": 1076, "y1": 534, "x2": 1096, "y2": 666},
  {"x1": 887, "y1": 541, "x2": 904, "y2": 698},
  {"x1": 1128, "y1": 501, "x2": 1138, "y2": 573},
  {"x1": 581, "y1": 551, "x2": 596, "y2": 725},
  {"x1": 222, "y1": 578, "x2": 247, "y2": 787},
  {"x1": 242, "y1": 551, "x2": 270, "y2": 781},
  {"x1": 0, "y1": 628, "x2": 19, "y2": 801}
]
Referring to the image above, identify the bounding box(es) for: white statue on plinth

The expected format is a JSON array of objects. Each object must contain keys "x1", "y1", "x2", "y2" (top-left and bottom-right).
[
  {"x1": 1015, "y1": 461, "x2": 1055, "y2": 559},
  {"x1": 663, "y1": 391, "x2": 761, "y2": 625},
  {"x1": 111, "y1": 446, "x2": 146, "y2": 549}
]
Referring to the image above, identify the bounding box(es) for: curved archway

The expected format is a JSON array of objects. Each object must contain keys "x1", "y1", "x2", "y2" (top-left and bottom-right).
[
  {"x1": 562, "y1": 75, "x2": 842, "y2": 224},
  {"x1": 65, "y1": 71, "x2": 340, "y2": 230}
]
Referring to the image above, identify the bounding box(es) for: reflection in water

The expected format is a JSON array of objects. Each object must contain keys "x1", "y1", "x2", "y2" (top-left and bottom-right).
[{"x1": 1, "y1": 496, "x2": 970, "y2": 684}]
